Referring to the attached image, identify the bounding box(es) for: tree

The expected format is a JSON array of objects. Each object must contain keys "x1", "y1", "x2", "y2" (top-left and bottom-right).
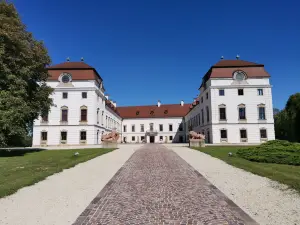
[
  {"x1": 274, "y1": 93, "x2": 300, "y2": 142},
  {"x1": 0, "y1": 2, "x2": 53, "y2": 147}
]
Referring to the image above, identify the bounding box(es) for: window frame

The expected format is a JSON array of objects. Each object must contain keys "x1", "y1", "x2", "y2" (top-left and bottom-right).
[
  {"x1": 61, "y1": 106, "x2": 68, "y2": 122},
  {"x1": 240, "y1": 129, "x2": 247, "y2": 142},
  {"x1": 132, "y1": 136, "x2": 135, "y2": 141},
  {"x1": 60, "y1": 131, "x2": 67, "y2": 144},
  {"x1": 140, "y1": 124, "x2": 144, "y2": 132},
  {"x1": 169, "y1": 124, "x2": 173, "y2": 132},
  {"x1": 219, "y1": 89, "x2": 225, "y2": 96},
  {"x1": 41, "y1": 131, "x2": 47, "y2": 143},
  {"x1": 80, "y1": 106, "x2": 88, "y2": 122},
  {"x1": 238, "y1": 89, "x2": 244, "y2": 96},
  {"x1": 62, "y1": 92, "x2": 68, "y2": 99},
  {"x1": 169, "y1": 136, "x2": 173, "y2": 141},
  {"x1": 206, "y1": 106, "x2": 209, "y2": 122},
  {"x1": 238, "y1": 104, "x2": 246, "y2": 120},
  {"x1": 220, "y1": 129, "x2": 227, "y2": 142},
  {"x1": 260, "y1": 128, "x2": 267, "y2": 140},
  {"x1": 80, "y1": 130, "x2": 87, "y2": 142},
  {"x1": 159, "y1": 124, "x2": 163, "y2": 132},
  {"x1": 218, "y1": 104, "x2": 226, "y2": 121},
  {"x1": 82, "y1": 92, "x2": 87, "y2": 99},
  {"x1": 123, "y1": 125, "x2": 127, "y2": 132},
  {"x1": 257, "y1": 89, "x2": 264, "y2": 96},
  {"x1": 132, "y1": 125, "x2": 135, "y2": 132},
  {"x1": 258, "y1": 104, "x2": 266, "y2": 120}
]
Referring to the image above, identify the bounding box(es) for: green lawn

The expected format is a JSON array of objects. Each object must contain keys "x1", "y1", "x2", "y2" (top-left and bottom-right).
[
  {"x1": 192, "y1": 146, "x2": 300, "y2": 193},
  {"x1": 0, "y1": 148, "x2": 115, "y2": 198}
]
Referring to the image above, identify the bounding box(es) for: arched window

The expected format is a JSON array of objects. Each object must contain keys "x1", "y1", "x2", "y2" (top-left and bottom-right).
[
  {"x1": 218, "y1": 104, "x2": 226, "y2": 121},
  {"x1": 80, "y1": 106, "x2": 88, "y2": 122},
  {"x1": 61, "y1": 106, "x2": 68, "y2": 122},
  {"x1": 238, "y1": 104, "x2": 246, "y2": 120},
  {"x1": 258, "y1": 104, "x2": 266, "y2": 120}
]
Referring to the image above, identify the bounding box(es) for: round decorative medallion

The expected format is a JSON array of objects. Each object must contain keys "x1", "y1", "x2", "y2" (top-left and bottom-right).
[
  {"x1": 233, "y1": 70, "x2": 246, "y2": 81},
  {"x1": 60, "y1": 73, "x2": 72, "y2": 83}
]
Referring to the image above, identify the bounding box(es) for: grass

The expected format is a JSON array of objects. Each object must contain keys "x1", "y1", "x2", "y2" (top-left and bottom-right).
[
  {"x1": 192, "y1": 146, "x2": 300, "y2": 193},
  {"x1": 0, "y1": 148, "x2": 115, "y2": 198}
]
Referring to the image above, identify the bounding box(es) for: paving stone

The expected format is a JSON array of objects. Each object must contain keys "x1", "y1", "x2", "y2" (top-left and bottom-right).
[{"x1": 73, "y1": 144, "x2": 257, "y2": 225}]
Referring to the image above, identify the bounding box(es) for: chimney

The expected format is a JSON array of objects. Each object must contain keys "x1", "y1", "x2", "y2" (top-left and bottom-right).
[
  {"x1": 180, "y1": 100, "x2": 184, "y2": 106},
  {"x1": 157, "y1": 100, "x2": 161, "y2": 107}
]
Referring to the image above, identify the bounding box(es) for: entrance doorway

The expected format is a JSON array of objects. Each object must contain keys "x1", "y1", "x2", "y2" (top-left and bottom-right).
[{"x1": 150, "y1": 136, "x2": 155, "y2": 143}]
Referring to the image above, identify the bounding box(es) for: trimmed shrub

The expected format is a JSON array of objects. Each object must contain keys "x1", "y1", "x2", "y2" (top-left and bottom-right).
[{"x1": 237, "y1": 140, "x2": 300, "y2": 165}]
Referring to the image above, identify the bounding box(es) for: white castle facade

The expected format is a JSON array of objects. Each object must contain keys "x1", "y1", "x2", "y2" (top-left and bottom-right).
[{"x1": 32, "y1": 58, "x2": 275, "y2": 146}]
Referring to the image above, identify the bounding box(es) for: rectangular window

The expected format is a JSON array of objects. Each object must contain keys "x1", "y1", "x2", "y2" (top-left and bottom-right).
[
  {"x1": 219, "y1": 108, "x2": 226, "y2": 120},
  {"x1": 259, "y1": 107, "x2": 266, "y2": 120},
  {"x1": 238, "y1": 89, "x2": 244, "y2": 96},
  {"x1": 80, "y1": 131, "x2": 87, "y2": 140},
  {"x1": 81, "y1": 109, "x2": 87, "y2": 121},
  {"x1": 240, "y1": 130, "x2": 247, "y2": 139},
  {"x1": 260, "y1": 129, "x2": 267, "y2": 139},
  {"x1": 132, "y1": 136, "x2": 135, "y2": 141},
  {"x1": 160, "y1": 136, "x2": 163, "y2": 141},
  {"x1": 61, "y1": 109, "x2": 68, "y2": 121},
  {"x1": 206, "y1": 106, "x2": 209, "y2": 122},
  {"x1": 239, "y1": 107, "x2": 246, "y2": 120},
  {"x1": 220, "y1": 130, "x2": 227, "y2": 139},
  {"x1": 41, "y1": 131, "x2": 47, "y2": 141},
  {"x1": 150, "y1": 123, "x2": 154, "y2": 131},
  {"x1": 123, "y1": 125, "x2": 127, "y2": 132},
  {"x1": 159, "y1": 124, "x2": 163, "y2": 132},
  {"x1": 179, "y1": 123, "x2": 183, "y2": 131},
  {"x1": 258, "y1": 89, "x2": 263, "y2": 96},
  {"x1": 219, "y1": 89, "x2": 225, "y2": 96},
  {"x1": 206, "y1": 92, "x2": 208, "y2": 99},
  {"x1": 201, "y1": 97, "x2": 203, "y2": 103},
  {"x1": 140, "y1": 124, "x2": 144, "y2": 132},
  {"x1": 61, "y1": 131, "x2": 67, "y2": 141},
  {"x1": 169, "y1": 136, "x2": 173, "y2": 141},
  {"x1": 201, "y1": 109, "x2": 204, "y2": 124},
  {"x1": 82, "y1": 92, "x2": 87, "y2": 98},
  {"x1": 141, "y1": 136, "x2": 145, "y2": 141},
  {"x1": 62, "y1": 92, "x2": 68, "y2": 99},
  {"x1": 132, "y1": 125, "x2": 135, "y2": 132},
  {"x1": 169, "y1": 124, "x2": 173, "y2": 131}
]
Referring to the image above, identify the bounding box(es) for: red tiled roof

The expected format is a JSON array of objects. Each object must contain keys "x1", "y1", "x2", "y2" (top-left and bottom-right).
[
  {"x1": 47, "y1": 62, "x2": 93, "y2": 69},
  {"x1": 117, "y1": 104, "x2": 191, "y2": 119},
  {"x1": 200, "y1": 59, "x2": 270, "y2": 89},
  {"x1": 47, "y1": 61, "x2": 103, "y2": 81},
  {"x1": 105, "y1": 100, "x2": 121, "y2": 117},
  {"x1": 212, "y1": 60, "x2": 263, "y2": 68}
]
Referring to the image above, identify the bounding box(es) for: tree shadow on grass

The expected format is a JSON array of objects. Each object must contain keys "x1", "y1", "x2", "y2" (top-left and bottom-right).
[{"x1": 0, "y1": 148, "x2": 45, "y2": 157}]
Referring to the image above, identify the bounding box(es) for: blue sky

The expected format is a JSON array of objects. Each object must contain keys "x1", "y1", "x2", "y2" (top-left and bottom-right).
[{"x1": 13, "y1": 0, "x2": 300, "y2": 109}]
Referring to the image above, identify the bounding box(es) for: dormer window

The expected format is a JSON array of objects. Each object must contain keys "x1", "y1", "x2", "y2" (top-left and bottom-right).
[
  {"x1": 164, "y1": 110, "x2": 168, "y2": 114},
  {"x1": 60, "y1": 72, "x2": 72, "y2": 83},
  {"x1": 150, "y1": 110, "x2": 154, "y2": 115},
  {"x1": 136, "y1": 111, "x2": 140, "y2": 115},
  {"x1": 233, "y1": 70, "x2": 247, "y2": 81}
]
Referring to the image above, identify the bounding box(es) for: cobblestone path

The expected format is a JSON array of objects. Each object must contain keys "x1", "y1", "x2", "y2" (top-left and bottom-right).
[{"x1": 73, "y1": 144, "x2": 257, "y2": 225}]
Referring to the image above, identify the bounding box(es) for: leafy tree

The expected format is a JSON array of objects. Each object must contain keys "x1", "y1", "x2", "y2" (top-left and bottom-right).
[
  {"x1": 0, "y1": 2, "x2": 53, "y2": 147},
  {"x1": 274, "y1": 93, "x2": 300, "y2": 142}
]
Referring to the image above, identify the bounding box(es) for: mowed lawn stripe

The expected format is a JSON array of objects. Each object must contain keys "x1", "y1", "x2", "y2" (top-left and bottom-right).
[{"x1": 0, "y1": 148, "x2": 115, "y2": 198}]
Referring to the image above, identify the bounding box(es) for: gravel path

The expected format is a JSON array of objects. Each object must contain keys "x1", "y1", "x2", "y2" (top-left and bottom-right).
[
  {"x1": 171, "y1": 146, "x2": 300, "y2": 225},
  {"x1": 0, "y1": 145, "x2": 139, "y2": 225},
  {"x1": 74, "y1": 144, "x2": 257, "y2": 225}
]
